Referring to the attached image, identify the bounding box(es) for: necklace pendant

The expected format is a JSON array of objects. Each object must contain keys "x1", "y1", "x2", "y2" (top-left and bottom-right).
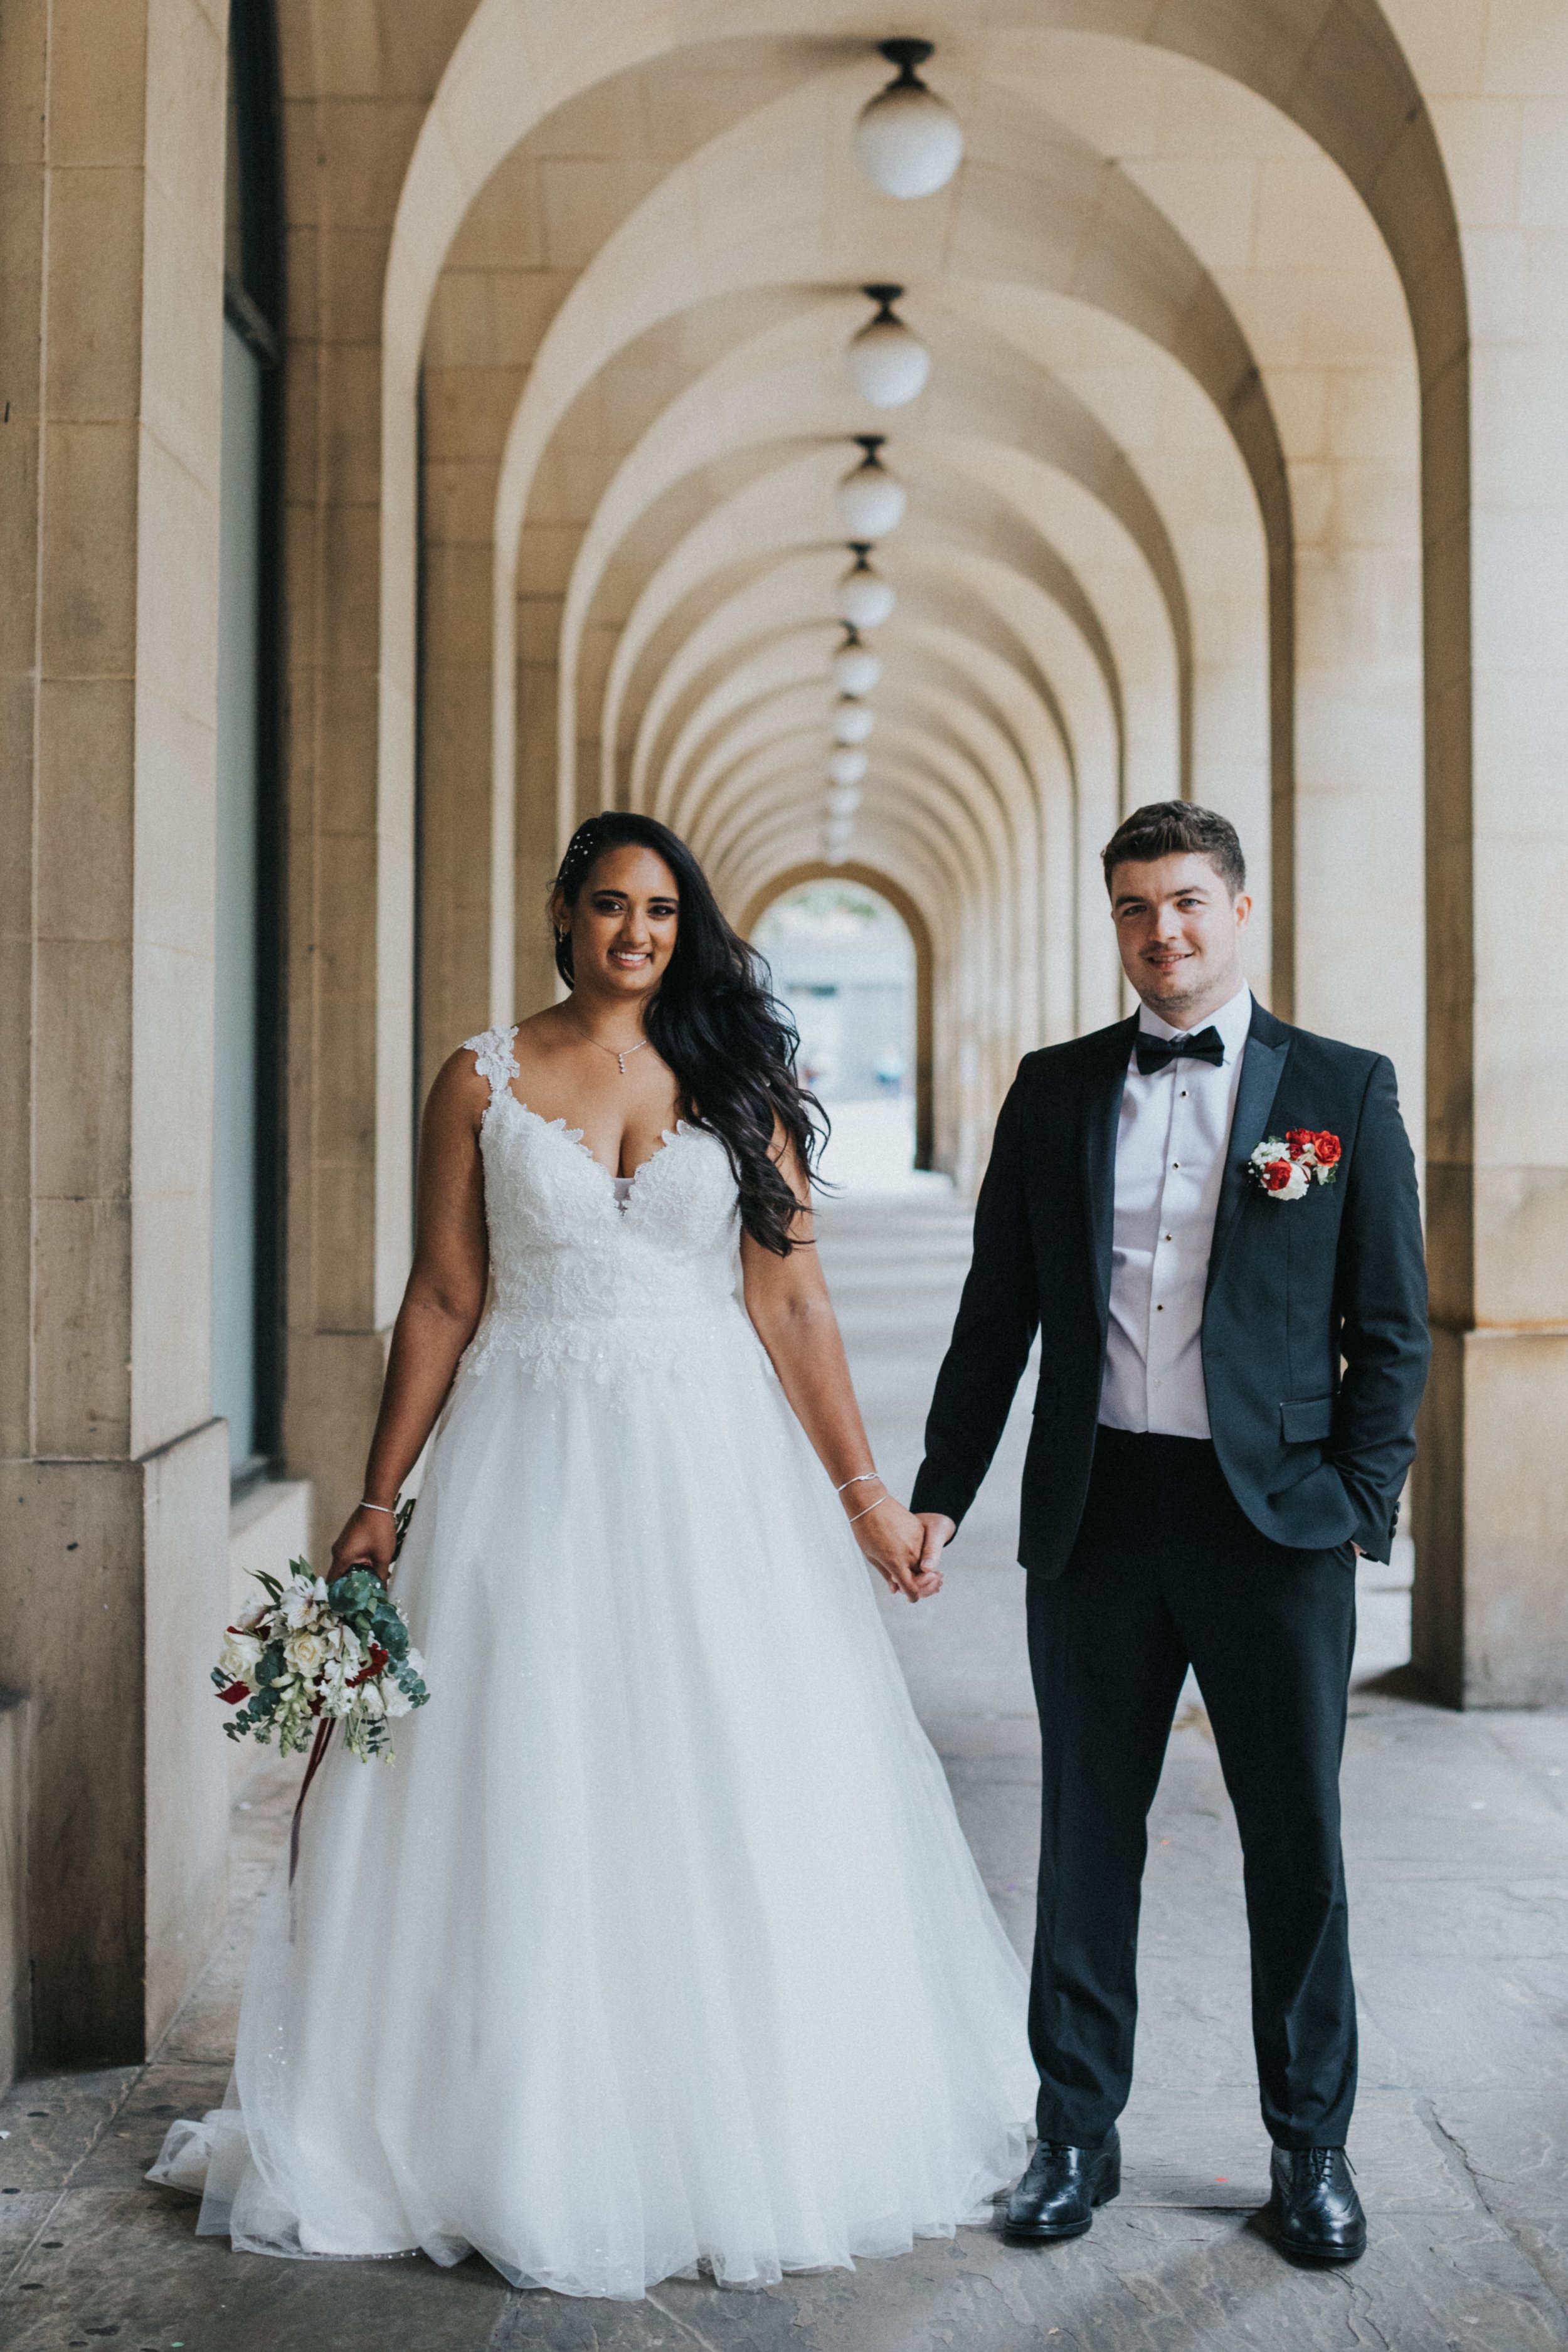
[{"x1": 616, "y1": 1052, "x2": 627, "y2": 1075}]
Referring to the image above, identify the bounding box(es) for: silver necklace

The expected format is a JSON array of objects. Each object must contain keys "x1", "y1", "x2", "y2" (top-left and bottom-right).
[{"x1": 570, "y1": 1015, "x2": 650, "y2": 1078}]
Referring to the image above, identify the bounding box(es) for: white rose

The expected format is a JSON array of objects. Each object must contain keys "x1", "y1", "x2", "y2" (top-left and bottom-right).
[
  {"x1": 219, "y1": 1630, "x2": 264, "y2": 1682},
  {"x1": 1251, "y1": 1140, "x2": 1310, "y2": 1202},
  {"x1": 383, "y1": 1682, "x2": 413, "y2": 1718},
  {"x1": 285, "y1": 1630, "x2": 329, "y2": 1675}
]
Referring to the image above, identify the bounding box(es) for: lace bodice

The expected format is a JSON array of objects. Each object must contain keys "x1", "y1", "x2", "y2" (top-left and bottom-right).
[{"x1": 458, "y1": 1027, "x2": 764, "y2": 1392}]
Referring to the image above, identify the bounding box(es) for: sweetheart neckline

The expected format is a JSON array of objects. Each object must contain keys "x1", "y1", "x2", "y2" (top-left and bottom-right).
[{"x1": 485, "y1": 1091, "x2": 694, "y2": 1199}]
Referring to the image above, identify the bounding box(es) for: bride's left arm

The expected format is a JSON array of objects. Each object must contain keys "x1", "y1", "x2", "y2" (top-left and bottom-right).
[{"x1": 741, "y1": 1138, "x2": 941, "y2": 1603}]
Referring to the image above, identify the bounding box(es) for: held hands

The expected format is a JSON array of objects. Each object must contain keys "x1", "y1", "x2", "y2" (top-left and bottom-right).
[
  {"x1": 329, "y1": 1503, "x2": 398, "y2": 1588},
  {"x1": 914, "y1": 1512, "x2": 956, "y2": 1579},
  {"x1": 842, "y1": 1480, "x2": 945, "y2": 1602}
]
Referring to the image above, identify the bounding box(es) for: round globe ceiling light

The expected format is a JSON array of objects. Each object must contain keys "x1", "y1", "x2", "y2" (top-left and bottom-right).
[
  {"x1": 825, "y1": 783, "x2": 862, "y2": 820},
  {"x1": 833, "y1": 698, "x2": 875, "y2": 745},
  {"x1": 836, "y1": 436, "x2": 908, "y2": 539},
  {"x1": 849, "y1": 285, "x2": 930, "y2": 408},
  {"x1": 854, "y1": 39, "x2": 963, "y2": 199},
  {"x1": 829, "y1": 746, "x2": 869, "y2": 788},
  {"x1": 837, "y1": 546, "x2": 896, "y2": 630},
  {"x1": 833, "y1": 633, "x2": 882, "y2": 697}
]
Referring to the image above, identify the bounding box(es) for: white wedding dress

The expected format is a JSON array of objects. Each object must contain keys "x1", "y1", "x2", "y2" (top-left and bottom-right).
[{"x1": 151, "y1": 1027, "x2": 1032, "y2": 2299}]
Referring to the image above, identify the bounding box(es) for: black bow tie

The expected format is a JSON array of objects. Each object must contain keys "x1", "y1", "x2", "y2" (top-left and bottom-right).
[{"x1": 1135, "y1": 1025, "x2": 1226, "y2": 1076}]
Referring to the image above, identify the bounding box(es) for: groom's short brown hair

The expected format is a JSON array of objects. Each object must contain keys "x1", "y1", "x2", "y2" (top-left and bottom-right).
[{"x1": 1102, "y1": 802, "x2": 1246, "y2": 898}]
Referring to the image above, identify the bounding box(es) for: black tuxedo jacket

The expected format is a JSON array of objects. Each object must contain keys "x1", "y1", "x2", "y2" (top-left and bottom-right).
[{"x1": 911, "y1": 1000, "x2": 1431, "y2": 1573}]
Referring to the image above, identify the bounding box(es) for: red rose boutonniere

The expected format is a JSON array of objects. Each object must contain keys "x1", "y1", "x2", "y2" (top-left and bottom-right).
[{"x1": 1247, "y1": 1129, "x2": 1341, "y2": 1202}]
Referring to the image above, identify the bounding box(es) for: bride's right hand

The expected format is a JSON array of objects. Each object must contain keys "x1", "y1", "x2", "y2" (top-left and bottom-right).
[
  {"x1": 329, "y1": 1505, "x2": 397, "y2": 1587},
  {"x1": 848, "y1": 1489, "x2": 944, "y2": 1604}
]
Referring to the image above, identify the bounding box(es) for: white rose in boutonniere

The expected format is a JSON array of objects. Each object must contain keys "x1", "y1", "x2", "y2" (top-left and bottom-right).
[{"x1": 1248, "y1": 1130, "x2": 1341, "y2": 1203}]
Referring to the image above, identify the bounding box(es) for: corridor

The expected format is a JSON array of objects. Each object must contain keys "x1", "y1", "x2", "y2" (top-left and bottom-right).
[{"x1": 3, "y1": 1197, "x2": 1565, "y2": 2351}]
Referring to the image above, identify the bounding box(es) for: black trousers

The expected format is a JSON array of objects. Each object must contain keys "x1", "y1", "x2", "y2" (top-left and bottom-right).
[{"x1": 1025, "y1": 1426, "x2": 1358, "y2": 2151}]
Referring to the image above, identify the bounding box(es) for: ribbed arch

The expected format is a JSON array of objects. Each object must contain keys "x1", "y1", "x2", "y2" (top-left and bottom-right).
[{"x1": 380, "y1": 0, "x2": 1461, "y2": 1209}]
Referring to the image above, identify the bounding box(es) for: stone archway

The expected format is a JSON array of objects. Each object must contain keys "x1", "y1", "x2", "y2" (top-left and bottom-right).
[
  {"x1": 267, "y1": 0, "x2": 1560, "y2": 1703},
  {"x1": 381, "y1": 0, "x2": 1487, "y2": 1685},
  {"x1": 741, "y1": 861, "x2": 938, "y2": 1174}
]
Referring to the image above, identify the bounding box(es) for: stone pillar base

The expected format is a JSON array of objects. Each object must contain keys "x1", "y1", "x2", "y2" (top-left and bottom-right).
[
  {"x1": 1414, "y1": 1327, "x2": 1568, "y2": 1707},
  {"x1": 0, "y1": 1690, "x2": 28, "y2": 2092},
  {"x1": 0, "y1": 1420, "x2": 231, "y2": 2065}
]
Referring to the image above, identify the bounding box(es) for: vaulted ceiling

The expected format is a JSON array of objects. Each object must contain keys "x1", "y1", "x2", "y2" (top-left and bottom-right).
[{"x1": 352, "y1": 1, "x2": 1449, "y2": 1170}]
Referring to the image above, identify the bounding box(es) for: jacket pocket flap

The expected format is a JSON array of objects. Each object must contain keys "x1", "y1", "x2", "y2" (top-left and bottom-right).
[{"x1": 1280, "y1": 1396, "x2": 1335, "y2": 1443}]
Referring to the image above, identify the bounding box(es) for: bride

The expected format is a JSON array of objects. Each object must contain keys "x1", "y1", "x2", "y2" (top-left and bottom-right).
[{"x1": 154, "y1": 812, "x2": 1033, "y2": 2299}]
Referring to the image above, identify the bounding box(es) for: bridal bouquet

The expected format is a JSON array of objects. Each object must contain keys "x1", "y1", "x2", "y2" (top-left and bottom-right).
[{"x1": 214, "y1": 1508, "x2": 429, "y2": 1766}]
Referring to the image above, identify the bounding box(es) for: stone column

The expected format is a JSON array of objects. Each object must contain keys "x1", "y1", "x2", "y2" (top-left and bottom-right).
[
  {"x1": 1403, "y1": 6, "x2": 1568, "y2": 1705},
  {"x1": 275, "y1": 21, "x2": 438, "y2": 1550},
  {"x1": 0, "y1": 0, "x2": 231, "y2": 2061}
]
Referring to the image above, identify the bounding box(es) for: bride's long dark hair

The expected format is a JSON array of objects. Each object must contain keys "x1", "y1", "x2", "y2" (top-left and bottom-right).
[{"x1": 552, "y1": 812, "x2": 828, "y2": 1254}]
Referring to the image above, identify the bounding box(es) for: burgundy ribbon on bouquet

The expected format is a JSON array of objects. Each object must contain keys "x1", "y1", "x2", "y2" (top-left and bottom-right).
[{"x1": 289, "y1": 1717, "x2": 336, "y2": 1886}]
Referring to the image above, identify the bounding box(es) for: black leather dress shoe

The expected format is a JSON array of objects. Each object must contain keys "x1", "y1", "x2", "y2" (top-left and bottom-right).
[
  {"x1": 1001, "y1": 2131, "x2": 1120, "y2": 2242},
  {"x1": 1268, "y1": 2146, "x2": 1367, "y2": 2263}
]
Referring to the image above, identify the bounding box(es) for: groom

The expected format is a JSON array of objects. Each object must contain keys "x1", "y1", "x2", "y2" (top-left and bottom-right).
[{"x1": 911, "y1": 802, "x2": 1429, "y2": 2265}]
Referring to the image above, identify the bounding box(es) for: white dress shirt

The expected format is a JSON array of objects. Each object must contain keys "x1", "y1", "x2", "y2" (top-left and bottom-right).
[{"x1": 1098, "y1": 985, "x2": 1254, "y2": 1439}]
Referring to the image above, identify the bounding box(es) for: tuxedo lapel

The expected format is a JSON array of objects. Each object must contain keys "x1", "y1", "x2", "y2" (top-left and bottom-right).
[
  {"x1": 1206, "y1": 1003, "x2": 1290, "y2": 1296},
  {"x1": 1083, "y1": 1017, "x2": 1138, "y2": 1326}
]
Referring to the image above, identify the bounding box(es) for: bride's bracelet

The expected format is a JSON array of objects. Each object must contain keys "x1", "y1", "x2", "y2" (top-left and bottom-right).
[
  {"x1": 835, "y1": 1471, "x2": 882, "y2": 1494},
  {"x1": 848, "y1": 1495, "x2": 893, "y2": 1526},
  {"x1": 359, "y1": 1501, "x2": 396, "y2": 1518}
]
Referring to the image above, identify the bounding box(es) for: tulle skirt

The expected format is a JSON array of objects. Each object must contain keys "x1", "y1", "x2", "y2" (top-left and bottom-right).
[{"x1": 152, "y1": 1322, "x2": 1034, "y2": 2297}]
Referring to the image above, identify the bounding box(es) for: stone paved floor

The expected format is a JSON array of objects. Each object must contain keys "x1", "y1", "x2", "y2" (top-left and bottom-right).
[{"x1": 4, "y1": 1195, "x2": 1568, "y2": 2349}]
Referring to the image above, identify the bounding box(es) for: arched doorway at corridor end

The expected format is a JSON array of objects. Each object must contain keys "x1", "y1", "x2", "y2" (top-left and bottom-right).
[{"x1": 744, "y1": 867, "x2": 936, "y2": 1189}]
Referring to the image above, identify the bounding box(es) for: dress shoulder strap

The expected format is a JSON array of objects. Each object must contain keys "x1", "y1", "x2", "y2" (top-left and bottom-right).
[{"x1": 462, "y1": 1025, "x2": 521, "y2": 1104}]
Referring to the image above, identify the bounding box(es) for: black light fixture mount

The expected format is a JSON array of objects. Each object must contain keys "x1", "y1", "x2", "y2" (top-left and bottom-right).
[{"x1": 877, "y1": 36, "x2": 935, "y2": 80}]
